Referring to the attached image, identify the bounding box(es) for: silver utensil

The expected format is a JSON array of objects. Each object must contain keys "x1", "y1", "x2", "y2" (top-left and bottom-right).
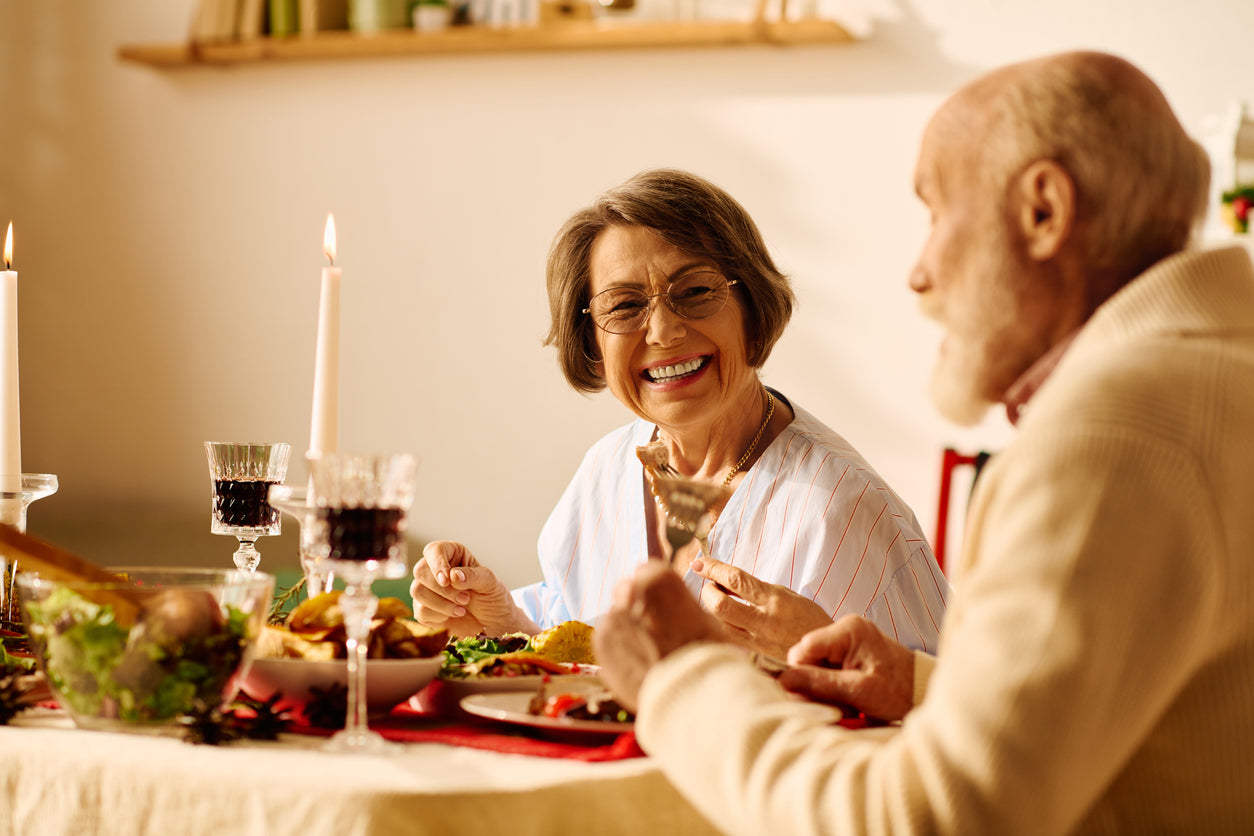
[{"x1": 637, "y1": 443, "x2": 729, "y2": 563}]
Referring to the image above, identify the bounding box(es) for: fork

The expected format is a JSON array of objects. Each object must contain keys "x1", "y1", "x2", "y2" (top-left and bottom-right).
[
  {"x1": 638, "y1": 446, "x2": 729, "y2": 563},
  {"x1": 648, "y1": 459, "x2": 697, "y2": 553}
]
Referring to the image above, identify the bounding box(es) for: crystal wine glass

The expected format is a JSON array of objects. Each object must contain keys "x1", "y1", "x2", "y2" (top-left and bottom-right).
[
  {"x1": 307, "y1": 451, "x2": 417, "y2": 752},
  {"x1": 205, "y1": 442, "x2": 292, "y2": 572}
]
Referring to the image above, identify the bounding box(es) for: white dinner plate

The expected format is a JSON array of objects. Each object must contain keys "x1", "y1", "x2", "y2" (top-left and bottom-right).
[
  {"x1": 439, "y1": 667, "x2": 599, "y2": 694},
  {"x1": 459, "y1": 690, "x2": 633, "y2": 736},
  {"x1": 408, "y1": 670, "x2": 598, "y2": 715}
]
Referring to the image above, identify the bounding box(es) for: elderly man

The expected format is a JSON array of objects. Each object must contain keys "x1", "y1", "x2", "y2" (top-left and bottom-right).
[{"x1": 593, "y1": 51, "x2": 1254, "y2": 834}]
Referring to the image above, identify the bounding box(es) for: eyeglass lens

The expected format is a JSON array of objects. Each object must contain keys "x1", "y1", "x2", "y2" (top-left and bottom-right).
[{"x1": 588, "y1": 272, "x2": 732, "y2": 334}]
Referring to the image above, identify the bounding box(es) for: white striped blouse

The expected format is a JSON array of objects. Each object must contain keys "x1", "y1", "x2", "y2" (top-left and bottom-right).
[{"x1": 513, "y1": 398, "x2": 951, "y2": 652}]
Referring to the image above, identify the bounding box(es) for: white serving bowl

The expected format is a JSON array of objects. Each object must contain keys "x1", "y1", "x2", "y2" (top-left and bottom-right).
[{"x1": 241, "y1": 655, "x2": 442, "y2": 719}]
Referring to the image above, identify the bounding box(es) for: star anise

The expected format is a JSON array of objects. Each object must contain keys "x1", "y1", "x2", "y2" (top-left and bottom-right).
[
  {"x1": 303, "y1": 682, "x2": 347, "y2": 729},
  {"x1": 231, "y1": 692, "x2": 291, "y2": 741},
  {"x1": 0, "y1": 672, "x2": 32, "y2": 725},
  {"x1": 178, "y1": 699, "x2": 238, "y2": 745},
  {"x1": 178, "y1": 694, "x2": 293, "y2": 745}
]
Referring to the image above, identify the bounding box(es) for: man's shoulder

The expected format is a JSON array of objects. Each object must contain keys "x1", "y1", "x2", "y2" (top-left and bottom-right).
[{"x1": 1032, "y1": 317, "x2": 1254, "y2": 440}]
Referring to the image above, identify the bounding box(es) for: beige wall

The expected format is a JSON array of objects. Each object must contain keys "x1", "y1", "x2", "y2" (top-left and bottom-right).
[{"x1": 2, "y1": 0, "x2": 1252, "y2": 587}]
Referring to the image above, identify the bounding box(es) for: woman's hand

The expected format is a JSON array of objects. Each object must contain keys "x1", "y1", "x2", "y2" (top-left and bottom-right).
[
  {"x1": 779, "y1": 615, "x2": 915, "y2": 721},
  {"x1": 410, "y1": 541, "x2": 539, "y2": 637},
  {"x1": 691, "y1": 556, "x2": 835, "y2": 659}
]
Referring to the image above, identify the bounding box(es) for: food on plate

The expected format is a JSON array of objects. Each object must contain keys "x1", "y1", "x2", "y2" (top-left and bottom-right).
[
  {"x1": 457, "y1": 651, "x2": 573, "y2": 679},
  {"x1": 531, "y1": 620, "x2": 596, "y2": 664},
  {"x1": 442, "y1": 633, "x2": 532, "y2": 669},
  {"x1": 527, "y1": 684, "x2": 634, "y2": 724},
  {"x1": 257, "y1": 591, "x2": 447, "y2": 661},
  {"x1": 439, "y1": 621, "x2": 598, "y2": 679}
]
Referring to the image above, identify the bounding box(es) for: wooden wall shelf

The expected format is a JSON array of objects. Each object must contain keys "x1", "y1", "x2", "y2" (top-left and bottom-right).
[{"x1": 117, "y1": 18, "x2": 856, "y2": 67}]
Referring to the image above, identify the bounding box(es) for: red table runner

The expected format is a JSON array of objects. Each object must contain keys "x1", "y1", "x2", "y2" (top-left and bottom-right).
[
  {"x1": 283, "y1": 680, "x2": 880, "y2": 763},
  {"x1": 286, "y1": 698, "x2": 648, "y2": 762}
]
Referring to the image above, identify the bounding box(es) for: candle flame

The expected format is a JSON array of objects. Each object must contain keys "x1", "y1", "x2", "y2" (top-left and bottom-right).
[
  {"x1": 323, "y1": 213, "x2": 336, "y2": 265},
  {"x1": 3, "y1": 223, "x2": 11, "y2": 270}
]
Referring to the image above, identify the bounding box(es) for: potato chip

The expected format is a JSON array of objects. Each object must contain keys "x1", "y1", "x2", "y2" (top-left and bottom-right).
[{"x1": 270, "y1": 592, "x2": 446, "y2": 661}]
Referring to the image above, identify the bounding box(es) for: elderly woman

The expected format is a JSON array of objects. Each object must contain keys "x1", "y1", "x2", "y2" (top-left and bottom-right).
[{"x1": 412, "y1": 169, "x2": 949, "y2": 657}]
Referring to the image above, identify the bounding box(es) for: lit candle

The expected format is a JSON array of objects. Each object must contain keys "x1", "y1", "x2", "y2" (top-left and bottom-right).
[
  {"x1": 0, "y1": 222, "x2": 20, "y2": 488},
  {"x1": 308, "y1": 213, "x2": 340, "y2": 458}
]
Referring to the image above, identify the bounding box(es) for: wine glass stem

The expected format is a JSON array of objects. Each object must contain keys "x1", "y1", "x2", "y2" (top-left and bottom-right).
[
  {"x1": 339, "y1": 583, "x2": 378, "y2": 742},
  {"x1": 233, "y1": 539, "x2": 261, "y2": 572}
]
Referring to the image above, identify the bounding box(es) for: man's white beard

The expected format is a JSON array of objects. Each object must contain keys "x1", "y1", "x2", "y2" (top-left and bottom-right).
[{"x1": 929, "y1": 342, "x2": 995, "y2": 427}]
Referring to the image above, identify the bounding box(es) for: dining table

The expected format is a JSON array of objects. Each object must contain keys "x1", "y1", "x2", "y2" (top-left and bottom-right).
[{"x1": 0, "y1": 689, "x2": 725, "y2": 836}]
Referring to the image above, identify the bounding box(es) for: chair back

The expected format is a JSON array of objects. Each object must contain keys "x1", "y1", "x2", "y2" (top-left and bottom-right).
[{"x1": 934, "y1": 447, "x2": 992, "y2": 573}]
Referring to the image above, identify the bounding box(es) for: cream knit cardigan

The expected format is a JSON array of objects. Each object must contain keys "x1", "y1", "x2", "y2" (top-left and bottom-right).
[{"x1": 636, "y1": 246, "x2": 1254, "y2": 835}]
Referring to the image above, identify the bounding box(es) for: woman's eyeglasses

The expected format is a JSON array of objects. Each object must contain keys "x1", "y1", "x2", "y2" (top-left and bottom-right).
[{"x1": 583, "y1": 272, "x2": 738, "y2": 335}]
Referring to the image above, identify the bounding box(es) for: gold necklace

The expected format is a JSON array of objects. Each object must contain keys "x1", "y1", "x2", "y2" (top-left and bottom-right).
[
  {"x1": 720, "y1": 390, "x2": 775, "y2": 488},
  {"x1": 648, "y1": 390, "x2": 776, "y2": 530}
]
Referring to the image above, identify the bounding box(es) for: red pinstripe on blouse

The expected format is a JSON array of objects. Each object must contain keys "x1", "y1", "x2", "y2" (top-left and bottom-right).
[
  {"x1": 749, "y1": 435, "x2": 808, "y2": 577},
  {"x1": 925, "y1": 555, "x2": 946, "y2": 601},
  {"x1": 870, "y1": 528, "x2": 903, "y2": 602},
  {"x1": 819, "y1": 480, "x2": 873, "y2": 610},
  {"x1": 908, "y1": 559, "x2": 940, "y2": 640},
  {"x1": 895, "y1": 582, "x2": 925, "y2": 651},
  {"x1": 790, "y1": 449, "x2": 834, "y2": 589}
]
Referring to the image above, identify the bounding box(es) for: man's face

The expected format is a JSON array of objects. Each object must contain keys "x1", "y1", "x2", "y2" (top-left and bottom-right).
[{"x1": 909, "y1": 108, "x2": 1045, "y2": 426}]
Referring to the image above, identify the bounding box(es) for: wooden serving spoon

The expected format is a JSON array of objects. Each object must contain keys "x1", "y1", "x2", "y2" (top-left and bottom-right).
[{"x1": 0, "y1": 525, "x2": 145, "y2": 626}]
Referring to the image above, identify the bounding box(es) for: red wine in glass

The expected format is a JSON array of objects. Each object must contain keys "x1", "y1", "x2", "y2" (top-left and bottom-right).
[
  {"x1": 213, "y1": 479, "x2": 281, "y2": 530},
  {"x1": 321, "y1": 506, "x2": 404, "y2": 562}
]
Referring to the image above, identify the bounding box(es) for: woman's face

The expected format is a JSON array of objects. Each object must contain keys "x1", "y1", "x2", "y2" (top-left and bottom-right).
[{"x1": 588, "y1": 225, "x2": 757, "y2": 433}]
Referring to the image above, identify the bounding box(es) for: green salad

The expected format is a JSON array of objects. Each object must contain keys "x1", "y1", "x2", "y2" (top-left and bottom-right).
[
  {"x1": 440, "y1": 633, "x2": 531, "y2": 678},
  {"x1": 25, "y1": 586, "x2": 253, "y2": 723}
]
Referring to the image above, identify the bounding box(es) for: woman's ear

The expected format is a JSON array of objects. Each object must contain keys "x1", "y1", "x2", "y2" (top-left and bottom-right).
[
  {"x1": 1014, "y1": 159, "x2": 1076, "y2": 261},
  {"x1": 583, "y1": 339, "x2": 604, "y2": 375}
]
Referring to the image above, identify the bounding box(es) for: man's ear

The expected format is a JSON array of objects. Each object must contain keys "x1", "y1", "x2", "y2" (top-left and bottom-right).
[{"x1": 1014, "y1": 160, "x2": 1075, "y2": 261}]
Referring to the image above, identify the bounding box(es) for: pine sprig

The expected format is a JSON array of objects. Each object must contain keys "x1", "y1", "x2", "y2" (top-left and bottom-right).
[{"x1": 268, "y1": 577, "x2": 308, "y2": 625}]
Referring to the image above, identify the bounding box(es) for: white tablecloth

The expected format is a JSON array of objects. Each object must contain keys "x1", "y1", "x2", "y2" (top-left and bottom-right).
[{"x1": 1, "y1": 711, "x2": 722, "y2": 836}]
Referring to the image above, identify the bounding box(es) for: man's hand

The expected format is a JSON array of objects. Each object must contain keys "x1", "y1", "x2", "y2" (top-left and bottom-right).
[
  {"x1": 410, "y1": 541, "x2": 539, "y2": 637},
  {"x1": 778, "y1": 615, "x2": 916, "y2": 722},
  {"x1": 594, "y1": 561, "x2": 730, "y2": 712},
  {"x1": 691, "y1": 556, "x2": 835, "y2": 659}
]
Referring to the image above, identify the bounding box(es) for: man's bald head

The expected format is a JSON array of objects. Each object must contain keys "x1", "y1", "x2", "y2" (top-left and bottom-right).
[
  {"x1": 931, "y1": 51, "x2": 1209, "y2": 284},
  {"x1": 910, "y1": 52, "x2": 1212, "y2": 426}
]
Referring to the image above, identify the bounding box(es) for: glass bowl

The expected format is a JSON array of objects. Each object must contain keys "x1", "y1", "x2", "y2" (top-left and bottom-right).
[{"x1": 16, "y1": 567, "x2": 274, "y2": 732}]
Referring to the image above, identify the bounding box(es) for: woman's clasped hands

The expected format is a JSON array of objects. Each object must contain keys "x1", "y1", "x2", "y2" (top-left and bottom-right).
[{"x1": 410, "y1": 540, "x2": 540, "y2": 637}]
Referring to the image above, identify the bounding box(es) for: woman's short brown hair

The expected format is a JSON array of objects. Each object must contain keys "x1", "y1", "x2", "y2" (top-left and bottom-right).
[{"x1": 544, "y1": 168, "x2": 794, "y2": 393}]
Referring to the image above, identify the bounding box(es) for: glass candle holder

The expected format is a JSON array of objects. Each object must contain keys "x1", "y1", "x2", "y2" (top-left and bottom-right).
[{"x1": 0, "y1": 473, "x2": 58, "y2": 631}]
